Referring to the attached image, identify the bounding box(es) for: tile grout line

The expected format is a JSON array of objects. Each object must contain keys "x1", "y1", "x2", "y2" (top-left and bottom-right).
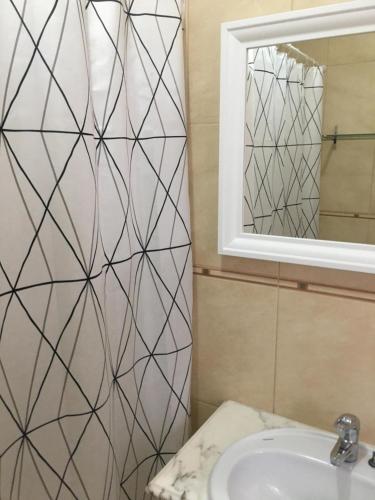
[{"x1": 272, "y1": 262, "x2": 281, "y2": 414}]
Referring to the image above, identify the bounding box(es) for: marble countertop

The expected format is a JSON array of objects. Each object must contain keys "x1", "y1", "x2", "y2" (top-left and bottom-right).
[{"x1": 147, "y1": 401, "x2": 309, "y2": 500}]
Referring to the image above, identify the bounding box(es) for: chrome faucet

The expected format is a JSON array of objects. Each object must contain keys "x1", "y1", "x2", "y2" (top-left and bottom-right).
[{"x1": 330, "y1": 414, "x2": 360, "y2": 466}]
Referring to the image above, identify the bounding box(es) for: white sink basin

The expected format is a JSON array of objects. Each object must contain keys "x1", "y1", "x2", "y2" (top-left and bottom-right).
[{"x1": 209, "y1": 428, "x2": 375, "y2": 500}]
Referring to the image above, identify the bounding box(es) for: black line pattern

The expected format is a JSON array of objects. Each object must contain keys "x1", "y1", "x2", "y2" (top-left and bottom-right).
[
  {"x1": 0, "y1": 1, "x2": 192, "y2": 499},
  {"x1": 243, "y1": 46, "x2": 324, "y2": 238}
]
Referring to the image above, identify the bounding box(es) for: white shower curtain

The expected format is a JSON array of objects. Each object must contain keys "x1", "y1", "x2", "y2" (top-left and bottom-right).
[
  {"x1": 244, "y1": 46, "x2": 324, "y2": 238},
  {"x1": 0, "y1": 1, "x2": 192, "y2": 499}
]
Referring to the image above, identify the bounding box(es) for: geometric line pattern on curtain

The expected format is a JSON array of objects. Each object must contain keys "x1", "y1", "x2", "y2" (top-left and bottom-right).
[
  {"x1": 243, "y1": 46, "x2": 324, "y2": 238},
  {"x1": 0, "y1": 1, "x2": 192, "y2": 499}
]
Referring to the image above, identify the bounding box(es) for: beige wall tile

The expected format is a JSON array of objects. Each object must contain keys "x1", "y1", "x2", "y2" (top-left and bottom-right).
[
  {"x1": 216, "y1": 257, "x2": 279, "y2": 277},
  {"x1": 279, "y1": 263, "x2": 375, "y2": 292},
  {"x1": 188, "y1": 0, "x2": 292, "y2": 124},
  {"x1": 191, "y1": 399, "x2": 218, "y2": 431},
  {"x1": 193, "y1": 274, "x2": 277, "y2": 411},
  {"x1": 319, "y1": 215, "x2": 368, "y2": 244},
  {"x1": 275, "y1": 288, "x2": 375, "y2": 442},
  {"x1": 293, "y1": 0, "x2": 348, "y2": 9},
  {"x1": 190, "y1": 123, "x2": 279, "y2": 277},
  {"x1": 324, "y1": 63, "x2": 375, "y2": 135},
  {"x1": 189, "y1": 123, "x2": 220, "y2": 265},
  {"x1": 320, "y1": 141, "x2": 374, "y2": 214},
  {"x1": 366, "y1": 219, "x2": 375, "y2": 245},
  {"x1": 368, "y1": 143, "x2": 375, "y2": 213},
  {"x1": 328, "y1": 33, "x2": 375, "y2": 66},
  {"x1": 293, "y1": 39, "x2": 329, "y2": 65}
]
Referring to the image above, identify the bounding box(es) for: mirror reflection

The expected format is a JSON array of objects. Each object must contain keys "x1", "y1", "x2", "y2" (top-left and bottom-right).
[{"x1": 243, "y1": 32, "x2": 375, "y2": 244}]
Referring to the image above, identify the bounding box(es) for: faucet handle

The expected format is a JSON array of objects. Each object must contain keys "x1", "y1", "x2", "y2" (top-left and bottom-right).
[{"x1": 334, "y1": 414, "x2": 360, "y2": 441}]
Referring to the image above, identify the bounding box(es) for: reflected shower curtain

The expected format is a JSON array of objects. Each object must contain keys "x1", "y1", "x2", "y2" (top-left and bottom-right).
[
  {"x1": 0, "y1": 1, "x2": 192, "y2": 499},
  {"x1": 243, "y1": 46, "x2": 324, "y2": 238}
]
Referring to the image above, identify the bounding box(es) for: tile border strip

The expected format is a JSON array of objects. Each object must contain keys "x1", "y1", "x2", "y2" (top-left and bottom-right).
[{"x1": 193, "y1": 266, "x2": 375, "y2": 303}]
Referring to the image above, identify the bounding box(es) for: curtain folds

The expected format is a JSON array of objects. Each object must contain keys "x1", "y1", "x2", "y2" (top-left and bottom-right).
[
  {"x1": 244, "y1": 46, "x2": 324, "y2": 239},
  {"x1": 0, "y1": 1, "x2": 192, "y2": 499}
]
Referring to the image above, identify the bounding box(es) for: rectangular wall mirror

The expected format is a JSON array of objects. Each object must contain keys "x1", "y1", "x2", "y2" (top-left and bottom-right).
[{"x1": 219, "y1": 0, "x2": 375, "y2": 273}]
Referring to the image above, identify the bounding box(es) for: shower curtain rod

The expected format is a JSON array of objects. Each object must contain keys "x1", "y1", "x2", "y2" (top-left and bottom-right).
[{"x1": 278, "y1": 43, "x2": 321, "y2": 67}]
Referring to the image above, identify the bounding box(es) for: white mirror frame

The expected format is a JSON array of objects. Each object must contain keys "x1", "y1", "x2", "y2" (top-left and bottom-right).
[{"x1": 218, "y1": 0, "x2": 375, "y2": 274}]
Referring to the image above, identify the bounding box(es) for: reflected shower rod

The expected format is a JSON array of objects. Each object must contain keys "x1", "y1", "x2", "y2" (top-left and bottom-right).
[{"x1": 278, "y1": 43, "x2": 321, "y2": 67}]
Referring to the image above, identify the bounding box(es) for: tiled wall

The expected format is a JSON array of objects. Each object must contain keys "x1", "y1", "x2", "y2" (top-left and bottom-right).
[
  {"x1": 295, "y1": 36, "x2": 375, "y2": 243},
  {"x1": 186, "y1": 0, "x2": 375, "y2": 443}
]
